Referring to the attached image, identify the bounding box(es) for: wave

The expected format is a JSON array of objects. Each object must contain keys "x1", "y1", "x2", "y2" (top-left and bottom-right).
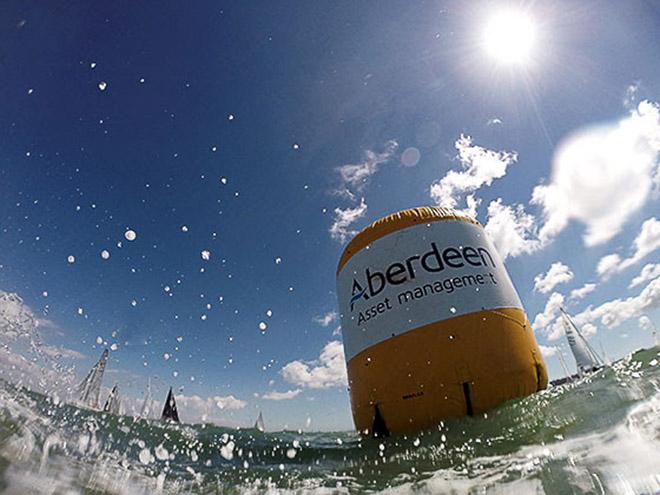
[{"x1": 0, "y1": 347, "x2": 658, "y2": 494}]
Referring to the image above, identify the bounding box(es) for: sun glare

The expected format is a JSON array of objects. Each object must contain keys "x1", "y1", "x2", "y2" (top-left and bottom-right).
[{"x1": 483, "y1": 10, "x2": 536, "y2": 65}]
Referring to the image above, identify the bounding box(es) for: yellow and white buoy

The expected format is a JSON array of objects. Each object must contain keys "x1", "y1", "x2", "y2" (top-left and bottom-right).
[{"x1": 336, "y1": 206, "x2": 547, "y2": 435}]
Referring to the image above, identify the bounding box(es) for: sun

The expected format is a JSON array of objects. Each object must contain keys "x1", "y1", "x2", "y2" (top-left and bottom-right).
[{"x1": 483, "y1": 10, "x2": 536, "y2": 65}]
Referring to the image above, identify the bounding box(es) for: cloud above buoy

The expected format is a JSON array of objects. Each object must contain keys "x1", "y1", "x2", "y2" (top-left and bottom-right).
[
  {"x1": 329, "y1": 199, "x2": 368, "y2": 243},
  {"x1": 534, "y1": 262, "x2": 574, "y2": 294},
  {"x1": 533, "y1": 100, "x2": 660, "y2": 247},
  {"x1": 335, "y1": 140, "x2": 398, "y2": 199},
  {"x1": 431, "y1": 135, "x2": 517, "y2": 216},
  {"x1": 596, "y1": 217, "x2": 660, "y2": 279}
]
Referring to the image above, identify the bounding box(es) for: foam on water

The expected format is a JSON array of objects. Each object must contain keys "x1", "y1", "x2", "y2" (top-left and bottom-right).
[{"x1": 0, "y1": 348, "x2": 658, "y2": 494}]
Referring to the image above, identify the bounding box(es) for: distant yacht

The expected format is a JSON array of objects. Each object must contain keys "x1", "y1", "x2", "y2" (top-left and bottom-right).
[
  {"x1": 560, "y1": 308, "x2": 603, "y2": 377},
  {"x1": 103, "y1": 384, "x2": 121, "y2": 415},
  {"x1": 161, "y1": 387, "x2": 180, "y2": 423},
  {"x1": 254, "y1": 411, "x2": 265, "y2": 432},
  {"x1": 77, "y1": 349, "x2": 109, "y2": 410},
  {"x1": 139, "y1": 378, "x2": 153, "y2": 419}
]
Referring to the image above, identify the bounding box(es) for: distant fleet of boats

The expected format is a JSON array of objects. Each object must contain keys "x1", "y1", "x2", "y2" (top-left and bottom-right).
[
  {"x1": 76, "y1": 349, "x2": 182, "y2": 423},
  {"x1": 77, "y1": 308, "x2": 604, "y2": 429},
  {"x1": 76, "y1": 350, "x2": 265, "y2": 430}
]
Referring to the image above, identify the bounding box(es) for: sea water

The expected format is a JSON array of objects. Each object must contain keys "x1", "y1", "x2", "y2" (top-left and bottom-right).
[{"x1": 0, "y1": 347, "x2": 658, "y2": 494}]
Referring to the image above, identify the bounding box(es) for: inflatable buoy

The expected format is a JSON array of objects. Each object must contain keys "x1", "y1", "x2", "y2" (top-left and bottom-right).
[{"x1": 336, "y1": 207, "x2": 547, "y2": 435}]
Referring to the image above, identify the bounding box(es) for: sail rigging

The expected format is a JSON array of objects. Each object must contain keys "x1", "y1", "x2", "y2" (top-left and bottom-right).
[
  {"x1": 77, "y1": 349, "x2": 109, "y2": 409},
  {"x1": 103, "y1": 384, "x2": 121, "y2": 415},
  {"x1": 560, "y1": 308, "x2": 602, "y2": 375},
  {"x1": 254, "y1": 411, "x2": 265, "y2": 432},
  {"x1": 556, "y1": 349, "x2": 573, "y2": 382},
  {"x1": 161, "y1": 387, "x2": 180, "y2": 423}
]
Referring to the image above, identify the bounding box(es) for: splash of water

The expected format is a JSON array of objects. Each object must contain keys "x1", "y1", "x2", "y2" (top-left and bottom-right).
[{"x1": 0, "y1": 348, "x2": 658, "y2": 494}]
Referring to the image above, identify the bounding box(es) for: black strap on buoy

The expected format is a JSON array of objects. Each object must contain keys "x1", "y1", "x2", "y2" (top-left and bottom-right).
[
  {"x1": 372, "y1": 404, "x2": 390, "y2": 438},
  {"x1": 462, "y1": 382, "x2": 474, "y2": 416},
  {"x1": 534, "y1": 363, "x2": 543, "y2": 391}
]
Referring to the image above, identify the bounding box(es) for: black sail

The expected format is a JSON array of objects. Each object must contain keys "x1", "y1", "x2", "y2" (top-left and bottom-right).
[
  {"x1": 103, "y1": 384, "x2": 120, "y2": 415},
  {"x1": 161, "y1": 387, "x2": 180, "y2": 423}
]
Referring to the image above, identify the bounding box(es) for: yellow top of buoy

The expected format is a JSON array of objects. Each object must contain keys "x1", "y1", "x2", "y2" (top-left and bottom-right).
[{"x1": 337, "y1": 206, "x2": 479, "y2": 274}]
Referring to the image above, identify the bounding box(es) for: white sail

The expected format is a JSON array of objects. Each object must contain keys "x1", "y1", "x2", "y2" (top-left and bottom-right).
[
  {"x1": 76, "y1": 365, "x2": 96, "y2": 403},
  {"x1": 560, "y1": 309, "x2": 601, "y2": 375},
  {"x1": 139, "y1": 378, "x2": 152, "y2": 418},
  {"x1": 103, "y1": 384, "x2": 121, "y2": 415},
  {"x1": 254, "y1": 411, "x2": 265, "y2": 432},
  {"x1": 78, "y1": 349, "x2": 109, "y2": 409}
]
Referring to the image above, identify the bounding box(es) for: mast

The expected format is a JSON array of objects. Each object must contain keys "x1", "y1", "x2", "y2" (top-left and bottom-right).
[
  {"x1": 78, "y1": 349, "x2": 109, "y2": 409},
  {"x1": 161, "y1": 387, "x2": 180, "y2": 423},
  {"x1": 560, "y1": 308, "x2": 601, "y2": 374},
  {"x1": 641, "y1": 315, "x2": 659, "y2": 347},
  {"x1": 556, "y1": 348, "x2": 572, "y2": 382},
  {"x1": 140, "y1": 377, "x2": 152, "y2": 418},
  {"x1": 599, "y1": 341, "x2": 611, "y2": 365}
]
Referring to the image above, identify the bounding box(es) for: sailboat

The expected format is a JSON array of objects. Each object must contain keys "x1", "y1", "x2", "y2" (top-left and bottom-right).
[
  {"x1": 139, "y1": 377, "x2": 152, "y2": 419},
  {"x1": 77, "y1": 349, "x2": 109, "y2": 409},
  {"x1": 254, "y1": 411, "x2": 265, "y2": 432},
  {"x1": 103, "y1": 384, "x2": 121, "y2": 415},
  {"x1": 161, "y1": 387, "x2": 180, "y2": 423},
  {"x1": 560, "y1": 308, "x2": 603, "y2": 377}
]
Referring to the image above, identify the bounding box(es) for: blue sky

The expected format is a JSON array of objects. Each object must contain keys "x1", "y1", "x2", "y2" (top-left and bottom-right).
[{"x1": 0, "y1": 0, "x2": 659, "y2": 431}]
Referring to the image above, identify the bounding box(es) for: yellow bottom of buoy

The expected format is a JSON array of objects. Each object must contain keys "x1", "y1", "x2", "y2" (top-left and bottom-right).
[{"x1": 346, "y1": 307, "x2": 548, "y2": 435}]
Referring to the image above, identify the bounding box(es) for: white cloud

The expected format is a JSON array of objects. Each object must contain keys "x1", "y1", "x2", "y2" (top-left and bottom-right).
[
  {"x1": 430, "y1": 135, "x2": 517, "y2": 212},
  {"x1": 638, "y1": 315, "x2": 655, "y2": 332},
  {"x1": 213, "y1": 395, "x2": 247, "y2": 410},
  {"x1": 330, "y1": 140, "x2": 397, "y2": 241},
  {"x1": 313, "y1": 311, "x2": 338, "y2": 327},
  {"x1": 596, "y1": 254, "x2": 622, "y2": 279},
  {"x1": 40, "y1": 344, "x2": 86, "y2": 360},
  {"x1": 582, "y1": 277, "x2": 660, "y2": 329},
  {"x1": 581, "y1": 322, "x2": 598, "y2": 338},
  {"x1": 483, "y1": 199, "x2": 542, "y2": 260},
  {"x1": 630, "y1": 263, "x2": 660, "y2": 289},
  {"x1": 329, "y1": 198, "x2": 368, "y2": 243},
  {"x1": 633, "y1": 217, "x2": 660, "y2": 259},
  {"x1": 533, "y1": 100, "x2": 660, "y2": 247},
  {"x1": 570, "y1": 283, "x2": 597, "y2": 300},
  {"x1": 598, "y1": 217, "x2": 660, "y2": 279},
  {"x1": 534, "y1": 262, "x2": 574, "y2": 294},
  {"x1": 549, "y1": 277, "x2": 660, "y2": 342},
  {"x1": 173, "y1": 393, "x2": 247, "y2": 424},
  {"x1": 536, "y1": 277, "x2": 660, "y2": 341},
  {"x1": 260, "y1": 389, "x2": 301, "y2": 401},
  {"x1": 281, "y1": 340, "x2": 347, "y2": 389},
  {"x1": 532, "y1": 292, "x2": 565, "y2": 338},
  {"x1": 539, "y1": 344, "x2": 559, "y2": 357},
  {"x1": 336, "y1": 140, "x2": 398, "y2": 195},
  {"x1": 463, "y1": 194, "x2": 481, "y2": 220},
  {"x1": 624, "y1": 82, "x2": 639, "y2": 109}
]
